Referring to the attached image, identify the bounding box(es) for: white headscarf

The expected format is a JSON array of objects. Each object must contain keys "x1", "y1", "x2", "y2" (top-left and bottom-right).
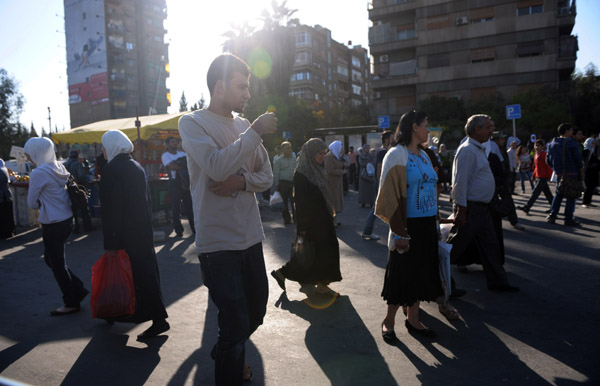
[
  {"x1": 328, "y1": 140, "x2": 343, "y2": 160},
  {"x1": 102, "y1": 130, "x2": 134, "y2": 162},
  {"x1": 583, "y1": 137, "x2": 594, "y2": 151},
  {"x1": 24, "y1": 137, "x2": 57, "y2": 166}
]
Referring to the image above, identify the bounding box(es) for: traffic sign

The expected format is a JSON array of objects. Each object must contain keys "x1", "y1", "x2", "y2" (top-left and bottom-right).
[
  {"x1": 378, "y1": 115, "x2": 390, "y2": 129},
  {"x1": 506, "y1": 104, "x2": 521, "y2": 120}
]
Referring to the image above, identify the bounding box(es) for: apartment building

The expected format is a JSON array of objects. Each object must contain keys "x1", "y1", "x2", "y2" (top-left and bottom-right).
[
  {"x1": 368, "y1": 0, "x2": 577, "y2": 122},
  {"x1": 290, "y1": 24, "x2": 370, "y2": 107},
  {"x1": 64, "y1": 0, "x2": 170, "y2": 128}
]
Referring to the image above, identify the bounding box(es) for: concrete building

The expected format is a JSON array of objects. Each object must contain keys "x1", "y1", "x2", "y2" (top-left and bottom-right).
[
  {"x1": 64, "y1": 0, "x2": 170, "y2": 128},
  {"x1": 368, "y1": 0, "x2": 577, "y2": 122},
  {"x1": 290, "y1": 24, "x2": 370, "y2": 107}
]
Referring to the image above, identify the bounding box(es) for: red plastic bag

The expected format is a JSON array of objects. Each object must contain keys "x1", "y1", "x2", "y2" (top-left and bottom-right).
[{"x1": 90, "y1": 250, "x2": 135, "y2": 319}]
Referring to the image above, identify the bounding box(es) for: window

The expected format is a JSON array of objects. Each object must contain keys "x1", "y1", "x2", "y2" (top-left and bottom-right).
[
  {"x1": 352, "y1": 69, "x2": 362, "y2": 82},
  {"x1": 470, "y1": 47, "x2": 495, "y2": 63},
  {"x1": 146, "y1": 17, "x2": 153, "y2": 25},
  {"x1": 517, "y1": 41, "x2": 544, "y2": 57},
  {"x1": 470, "y1": 7, "x2": 495, "y2": 23},
  {"x1": 154, "y1": 35, "x2": 163, "y2": 42},
  {"x1": 337, "y1": 65, "x2": 348, "y2": 76},
  {"x1": 428, "y1": 53, "x2": 450, "y2": 68},
  {"x1": 109, "y1": 35, "x2": 124, "y2": 49},
  {"x1": 517, "y1": 5, "x2": 543, "y2": 16},
  {"x1": 351, "y1": 56, "x2": 361, "y2": 68},
  {"x1": 396, "y1": 24, "x2": 416, "y2": 40},
  {"x1": 352, "y1": 85, "x2": 362, "y2": 95},
  {"x1": 295, "y1": 51, "x2": 310, "y2": 66},
  {"x1": 295, "y1": 32, "x2": 312, "y2": 47},
  {"x1": 289, "y1": 87, "x2": 312, "y2": 99},
  {"x1": 290, "y1": 72, "x2": 311, "y2": 82},
  {"x1": 125, "y1": 42, "x2": 134, "y2": 51}
]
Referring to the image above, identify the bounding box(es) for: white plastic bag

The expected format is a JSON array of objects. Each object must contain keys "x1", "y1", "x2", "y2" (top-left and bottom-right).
[{"x1": 270, "y1": 191, "x2": 283, "y2": 206}]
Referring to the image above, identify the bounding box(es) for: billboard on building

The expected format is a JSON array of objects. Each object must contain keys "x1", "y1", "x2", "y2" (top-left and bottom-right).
[{"x1": 65, "y1": 0, "x2": 108, "y2": 105}]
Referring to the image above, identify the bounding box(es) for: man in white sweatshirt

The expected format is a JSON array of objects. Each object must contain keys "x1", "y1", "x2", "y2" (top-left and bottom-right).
[{"x1": 179, "y1": 54, "x2": 277, "y2": 386}]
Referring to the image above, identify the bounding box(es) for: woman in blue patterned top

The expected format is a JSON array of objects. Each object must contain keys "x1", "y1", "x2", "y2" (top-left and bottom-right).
[{"x1": 376, "y1": 110, "x2": 444, "y2": 340}]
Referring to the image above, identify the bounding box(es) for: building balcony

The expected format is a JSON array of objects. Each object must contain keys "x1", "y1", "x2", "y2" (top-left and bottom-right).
[
  {"x1": 368, "y1": 0, "x2": 416, "y2": 20},
  {"x1": 371, "y1": 73, "x2": 418, "y2": 90}
]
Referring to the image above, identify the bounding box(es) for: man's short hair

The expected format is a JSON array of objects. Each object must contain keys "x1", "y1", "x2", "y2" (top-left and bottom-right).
[
  {"x1": 381, "y1": 130, "x2": 393, "y2": 143},
  {"x1": 207, "y1": 54, "x2": 250, "y2": 96},
  {"x1": 465, "y1": 114, "x2": 491, "y2": 136},
  {"x1": 165, "y1": 136, "x2": 176, "y2": 144},
  {"x1": 557, "y1": 123, "x2": 572, "y2": 136},
  {"x1": 535, "y1": 139, "x2": 545, "y2": 146}
]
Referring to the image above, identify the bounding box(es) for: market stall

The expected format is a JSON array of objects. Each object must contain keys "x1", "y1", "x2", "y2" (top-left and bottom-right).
[{"x1": 51, "y1": 112, "x2": 187, "y2": 219}]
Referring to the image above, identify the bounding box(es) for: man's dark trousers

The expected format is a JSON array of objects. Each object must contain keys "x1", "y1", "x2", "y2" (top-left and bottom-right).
[
  {"x1": 168, "y1": 178, "x2": 195, "y2": 234},
  {"x1": 450, "y1": 203, "x2": 508, "y2": 287},
  {"x1": 199, "y1": 243, "x2": 268, "y2": 386},
  {"x1": 278, "y1": 180, "x2": 295, "y2": 224}
]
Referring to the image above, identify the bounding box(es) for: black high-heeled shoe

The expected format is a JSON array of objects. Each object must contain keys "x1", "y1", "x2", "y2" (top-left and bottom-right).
[{"x1": 405, "y1": 320, "x2": 436, "y2": 338}]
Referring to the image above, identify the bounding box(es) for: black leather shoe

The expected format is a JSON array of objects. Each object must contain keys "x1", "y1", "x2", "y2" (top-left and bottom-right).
[
  {"x1": 518, "y1": 206, "x2": 529, "y2": 215},
  {"x1": 381, "y1": 322, "x2": 398, "y2": 343},
  {"x1": 450, "y1": 288, "x2": 467, "y2": 298},
  {"x1": 137, "y1": 320, "x2": 170, "y2": 340},
  {"x1": 546, "y1": 216, "x2": 556, "y2": 224},
  {"x1": 405, "y1": 320, "x2": 436, "y2": 338},
  {"x1": 564, "y1": 219, "x2": 581, "y2": 227},
  {"x1": 488, "y1": 284, "x2": 520, "y2": 292},
  {"x1": 50, "y1": 306, "x2": 80, "y2": 316},
  {"x1": 271, "y1": 270, "x2": 286, "y2": 291}
]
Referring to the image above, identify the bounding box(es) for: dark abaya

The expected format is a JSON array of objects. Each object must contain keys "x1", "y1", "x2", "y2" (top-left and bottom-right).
[{"x1": 99, "y1": 153, "x2": 168, "y2": 323}]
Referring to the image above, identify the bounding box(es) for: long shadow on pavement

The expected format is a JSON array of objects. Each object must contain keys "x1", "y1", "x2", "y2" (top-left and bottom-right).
[{"x1": 275, "y1": 293, "x2": 397, "y2": 386}]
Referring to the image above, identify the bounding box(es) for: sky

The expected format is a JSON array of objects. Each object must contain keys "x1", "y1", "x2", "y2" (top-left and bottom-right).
[{"x1": 0, "y1": 0, "x2": 597, "y2": 134}]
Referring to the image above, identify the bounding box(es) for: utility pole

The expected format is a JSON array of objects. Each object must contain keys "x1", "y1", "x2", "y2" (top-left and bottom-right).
[
  {"x1": 47, "y1": 107, "x2": 52, "y2": 135},
  {"x1": 150, "y1": 56, "x2": 166, "y2": 115}
]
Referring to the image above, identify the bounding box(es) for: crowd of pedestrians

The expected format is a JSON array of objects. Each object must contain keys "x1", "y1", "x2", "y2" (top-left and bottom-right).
[{"x1": 4, "y1": 52, "x2": 598, "y2": 386}]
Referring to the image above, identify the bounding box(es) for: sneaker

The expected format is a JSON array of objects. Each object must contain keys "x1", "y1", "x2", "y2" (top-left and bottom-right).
[
  {"x1": 361, "y1": 233, "x2": 381, "y2": 240},
  {"x1": 564, "y1": 219, "x2": 581, "y2": 227},
  {"x1": 518, "y1": 206, "x2": 529, "y2": 215}
]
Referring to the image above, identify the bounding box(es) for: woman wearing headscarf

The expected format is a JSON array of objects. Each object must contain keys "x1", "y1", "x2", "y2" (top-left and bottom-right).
[
  {"x1": 358, "y1": 143, "x2": 376, "y2": 207},
  {"x1": 99, "y1": 130, "x2": 169, "y2": 340},
  {"x1": 582, "y1": 136, "x2": 599, "y2": 207},
  {"x1": 0, "y1": 158, "x2": 16, "y2": 238},
  {"x1": 375, "y1": 111, "x2": 444, "y2": 340},
  {"x1": 271, "y1": 138, "x2": 342, "y2": 295},
  {"x1": 24, "y1": 137, "x2": 89, "y2": 316},
  {"x1": 324, "y1": 140, "x2": 346, "y2": 224}
]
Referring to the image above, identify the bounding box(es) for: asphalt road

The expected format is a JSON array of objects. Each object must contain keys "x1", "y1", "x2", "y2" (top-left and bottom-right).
[{"x1": 1, "y1": 189, "x2": 599, "y2": 386}]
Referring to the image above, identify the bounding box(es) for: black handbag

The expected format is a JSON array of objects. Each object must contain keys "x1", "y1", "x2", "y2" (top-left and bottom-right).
[
  {"x1": 290, "y1": 234, "x2": 316, "y2": 269},
  {"x1": 557, "y1": 141, "x2": 583, "y2": 200}
]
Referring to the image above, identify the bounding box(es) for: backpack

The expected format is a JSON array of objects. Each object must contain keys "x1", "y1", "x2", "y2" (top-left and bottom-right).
[{"x1": 66, "y1": 174, "x2": 89, "y2": 213}]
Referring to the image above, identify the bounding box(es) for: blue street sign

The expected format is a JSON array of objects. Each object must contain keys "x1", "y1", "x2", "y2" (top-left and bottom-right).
[
  {"x1": 378, "y1": 115, "x2": 390, "y2": 129},
  {"x1": 506, "y1": 104, "x2": 521, "y2": 120}
]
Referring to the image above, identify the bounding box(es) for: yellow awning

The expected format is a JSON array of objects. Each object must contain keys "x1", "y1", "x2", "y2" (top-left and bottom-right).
[{"x1": 51, "y1": 112, "x2": 187, "y2": 145}]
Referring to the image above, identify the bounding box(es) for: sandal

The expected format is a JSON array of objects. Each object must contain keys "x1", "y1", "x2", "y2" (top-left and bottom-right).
[
  {"x1": 438, "y1": 304, "x2": 460, "y2": 320},
  {"x1": 244, "y1": 364, "x2": 253, "y2": 382}
]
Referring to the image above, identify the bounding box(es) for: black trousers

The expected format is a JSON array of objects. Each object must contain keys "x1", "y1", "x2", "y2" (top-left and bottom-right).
[
  {"x1": 525, "y1": 177, "x2": 553, "y2": 209},
  {"x1": 42, "y1": 218, "x2": 88, "y2": 307},
  {"x1": 449, "y1": 203, "x2": 508, "y2": 287},
  {"x1": 279, "y1": 180, "x2": 295, "y2": 223}
]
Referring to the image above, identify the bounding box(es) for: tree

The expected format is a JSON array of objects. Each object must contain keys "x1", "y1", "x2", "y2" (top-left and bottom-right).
[
  {"x1": 0, "y1": 68, "x2": 25, "y2": 159},
  {"x1": 179, "y1": 91, "x2": 188, "y2": 112},
  {"x1": 30, "y1": 122, "x2": 38, "y2": 137},
  {"x1": 570, "y1": 63, "x2": 600, "y2": 136}
]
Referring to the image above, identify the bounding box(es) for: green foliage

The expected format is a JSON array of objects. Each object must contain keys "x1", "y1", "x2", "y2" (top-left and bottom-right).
[
  {"x1": 419, "y1": 87, "x2": 574, "y2": 149},
  {"x1": 0, "y1": 68, "x2": 27, "y2": 159},
  {"x1": 179, "y1": 91, "x2": 188, "y2": 112},
  {"x1": 570, "y1": 63, "x2": 600, "y2": 136}
]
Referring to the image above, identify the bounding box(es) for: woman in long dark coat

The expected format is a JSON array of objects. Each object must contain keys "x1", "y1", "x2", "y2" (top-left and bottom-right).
[
  {"x1": 99, "y1": 130, "x2": 169, "y2": 340},
  {"x1": 271, "y1": 138, "x2": 342, "y2": 295}
]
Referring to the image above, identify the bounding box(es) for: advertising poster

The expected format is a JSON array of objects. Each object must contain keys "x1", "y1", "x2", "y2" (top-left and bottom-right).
[{"x1": 65, "y1": 0, "x2": 108, "y2": 105}]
